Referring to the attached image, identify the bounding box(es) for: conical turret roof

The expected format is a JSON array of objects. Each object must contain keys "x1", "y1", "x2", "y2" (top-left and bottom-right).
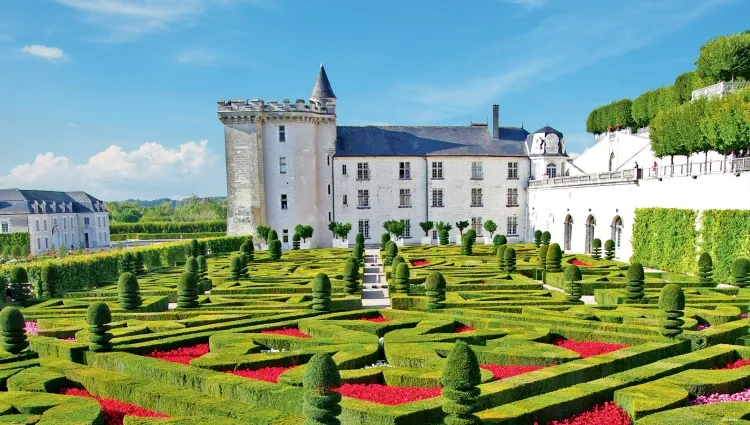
[{"x1": 310, "y1": 64, "x2": 336, "y2": 101}]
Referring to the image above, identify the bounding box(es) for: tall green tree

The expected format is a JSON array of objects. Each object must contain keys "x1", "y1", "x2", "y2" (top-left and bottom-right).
[{"x1": 696, "y1": 32, "x2": 750, "y2": 83}]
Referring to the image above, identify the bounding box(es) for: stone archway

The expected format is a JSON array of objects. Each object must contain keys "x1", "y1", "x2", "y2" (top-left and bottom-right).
[
  {"x1": 585, "y1": 215, "x2": 596, "y2": 254},
  {"x1": 564, "y1": 215, "x2": 573, "y2": 251},
  {"x1": 51, "y1": 227, "x2": 61, "y2": 249}
]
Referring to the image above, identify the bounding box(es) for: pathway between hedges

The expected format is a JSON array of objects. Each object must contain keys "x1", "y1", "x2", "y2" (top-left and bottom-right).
[
  {"x1": 541, "y1": 283, "x2": 597, "y2": 305},
  {"x1": 361, "y1": 248, "x2": 391, "y2": 309}
]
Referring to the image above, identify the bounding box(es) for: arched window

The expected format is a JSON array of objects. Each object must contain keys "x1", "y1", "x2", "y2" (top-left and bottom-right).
[
  {"x1": 564, "y1": 215, "x2": 573, "y2": 251},
  {"x1": 585, "y1": 215, "x2": 596, "y2": 254},
  {"x1": 546, "y1": 163, "x2": 557, "y2": 178},
  {"x1": 611, "y1": 216, "x2": 623, "y2": 251}
]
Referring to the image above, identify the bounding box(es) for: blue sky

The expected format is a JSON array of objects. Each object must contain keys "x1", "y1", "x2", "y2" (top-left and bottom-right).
[{"x1": 0, "y1": 0, "x2": 747, "y2": 200}]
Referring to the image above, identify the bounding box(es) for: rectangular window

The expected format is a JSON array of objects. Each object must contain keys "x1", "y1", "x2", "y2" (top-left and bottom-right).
[
  {"x1": 507, "y1": 188, "x2": 519, "y2": 206},
  {"x1": 399, "y1": 162, "x2": 411, "y2": 179},
  {"x1": 64, "y1": 234, "x2": 67, "y2": 245},
  {"x1": 84, "y1": 217, "x2": 90, "y2": 226},
  {"x1": 357, "y1": 189, "x2": 370, "y2": 208},
  {"x1": 53, "y1": 217, "x2": 58, "y2": 227},
  {"x1": 282, "y1": 229, "x2": 289, "y2": 243},
  {"x1": 280, "y1": 157, "x2": 287, "y2": 174},
  {"x1": 328, "y1": 184, "x2": 331, "y2": 195},
  {"x1": 327, "y1": 156, "x2": 330, "y2": 166},
  {"x1": 399, "y1": 189, "x2": 411, "y2": 207},
  {"x1": 281, "y1": 194, "x2": 288, "y2": 210},
  {"x1": 471, "y1": 188, "x2": 483, "y2": 207},
  {"x1": 471, "y1": 162, "x2": 483, "y2": 179},
  {"x1": 329, "y1": 212, "x2": 332, "y2": 222},
  {"x1": 279, "y1": 125, "x2": 286, "y2": 142},
  {"x1": 403, "y1": 219, "x2": 411, "y2": 238},
  {"x1": 432, "y1": 162, "x2": 443, "y2": 179},
  {"x1": 44, "y1": 219, "x2": 48, "y2": 231},
  {"x1": 357, "y1": 163, "x2": 370, "y2": 180},
  {"x1": 342, "y1": 164, "x2": 347, "y2": 175},
  {"x1": 431, "y1": 189, "x2": 444, "y2": 207},
  {"x1": 343, "y1": 195, "x2": 348, "y2": 205},
  {"x1": 36, "y1": 220, "x2": 40, "y2": 231},
  {"x1": 37, "y1": 239, "x2": 41, "y2": 250},
  {"x1": 508, "y1": 162, "x2": 519, "y2": 179},
  {"x1": 432, "y1": 230, "x2": 438, "y2": 240},
  {"x1": 63, "y1": 217, "x2": 67, "y2": 230},
  {"x1": 0, "y1": 222, "x2": 8, "y2": 233},
  {"x1": 471, "y1": 217, "x2": 483, "y2": 236},
  {"x1": 358, "y1": 220, "x2": 370, "y2": 239},
  {"x1": 507, "y1": 216, "x2": 518, "y2": 236},
  {"x1": 45, "y1": 238, "x2": 49, "y2": 249}
]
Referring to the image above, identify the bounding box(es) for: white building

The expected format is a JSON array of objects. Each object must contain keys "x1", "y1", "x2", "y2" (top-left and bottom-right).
[{"x1": 0, "y1": 189, "x2": 111, "y2": 255}]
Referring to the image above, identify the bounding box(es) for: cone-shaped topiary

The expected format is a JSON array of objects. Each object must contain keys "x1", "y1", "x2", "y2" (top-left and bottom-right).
[
  {"x1": 0, "y1": 307, "x2": 28, "y2": 354},
  {"x1": 120, "y1": 252, "x2": 135, "y2": 274},
  {"x1": 385, "y1": 242, "x2": 398, "y2": 266},
  {"x1": 461, "y1": 232, "x2": 474, "y2": 256},
  {"x1": 541, "y1": 231, "x2": 551, "y2": 246},
  {"x1": 311, "y1": 273, "x2": 332, "y2": 312},
  {"x1": 698, "y1": 252, "x2": 713, "y2": 285},
  {"x1": 268, "y1": 229, "x2": 279, "y2": 242},
  {"x1": 269, "y1": 239, "x2": 282, "y2": 261},
  {"x1": 546, "y1": 243, "x2": 562, "y2": 272},
  {"x1": 604, "y1": 239, "x2": 616, "y2": 260},
  {"x1": 185, "y1": 256, "x2": 199, "y2": 276},
  {"x1": 534, "y1": 230, "x2": 542, "y2": 247},
  {"x1": 591, "y1": 238, "x2": 602, "y2": 260},
  {"x1": 626, "y1": 262, "x2": 645, "y2": 302},
  {"x1": 343, "y1": 257, "x2": 360, "y2": 294},
  {"x1": 118, "y1": 272, "x2": 142, "y2": 310},
  {"x1": 134, "y1": 251, "x2": 145, "y2": 275},
  {"x1": 229, "y1": 255, "x2": 243, "y2": 280},
  {"x1": 441, "y1": 341, "x2": 481, "y2": 425},
  {"x1": 177, "y1": 271, "x2": 200, "y2": 309},
  {"x1": 292, "y1": 233, "x2": 301, "y2": 250},
  {"x1": 197, "y1": 255, "x2": 210, "y2": 290},
  {"x1": 352, "y1": 243, "x2": 364, "y2": 262},
  {"x1": 189, "y1": 239, "x2": 200, "y2": 259},
  {"x1": 425, "y1": 271, "x2": 446, "y2": 310},
  {"x1": 41, "y1": 264, "x2": 57, "y2": 298},
  {"x1": 303, "y1": 353, "x2": 342, "y2": 425},
  {"x1": 503, "y1": 247, "x2": 516, "y2": 276},
  {"x1": 658, "y1": 284, "x2": 685, "y2": 338},
  {"x1": 355, "y1": 232, "x2": 365, "y2": 245},
  {"x1": 563, "y1": 265, "x2": 583, "y2": 303},
  {"x1": 380, "y1": 233, "x2": 390, "y2": 251},
  {"x1": 439, "y1": 229, "x2": 449, "y2": 245},
  {"x1": 496, "y1": 244, "x2": 507, "y2": 271},
  {"x1": 538, "y1": 245, "x2": 548, "y2": 271},
  {"x1": 86, "y1": 302, "x2": 113, "y2": 352},
  {"x1": 733, "y1": 258, "x2": 750, "y2": 288},
  {"x1": 394, "y1": 262, "x2": 410, "y2": 293}
]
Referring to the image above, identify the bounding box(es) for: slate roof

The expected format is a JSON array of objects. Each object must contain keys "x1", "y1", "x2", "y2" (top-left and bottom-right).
[
  {"x1": 533, "y1": 126, "x2": 563, "y2": 137},
  {"x1": 310, "y1": 65, "x2": 336, "y2": 101},
  {"x1": 335, "y1": 125, "x2": 529, "y2": 157},
  {"x1": 0, "y1": 189, "x2": 106, "y2": 215}
]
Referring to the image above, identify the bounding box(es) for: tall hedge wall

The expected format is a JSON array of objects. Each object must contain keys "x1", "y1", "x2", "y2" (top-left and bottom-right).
[
  {"x1": 0, "y1": 233, "x2": 30, "y2": 253},
  {"x1": 110, "y1": 220, "x2": 227, "y2": 235},
  {"x1": 632, "y1": 208, "x2": 697, "y2": 274},
  {"x1": 110, "y1": 232, "x2": 225, "y2": 242},
  {"x1": 700, "y1": 210, "x2": 750, "y2": 283}
]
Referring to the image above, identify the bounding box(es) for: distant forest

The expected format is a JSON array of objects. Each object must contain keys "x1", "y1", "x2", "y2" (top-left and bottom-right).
[{"x1": 109, "y1": 196, "x2": 227, "y2": 223}]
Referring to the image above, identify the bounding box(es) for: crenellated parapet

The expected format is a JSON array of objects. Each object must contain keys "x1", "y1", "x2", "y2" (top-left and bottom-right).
[{"x1": 217, "y1": 98, "x2": 336, "y2": 124}]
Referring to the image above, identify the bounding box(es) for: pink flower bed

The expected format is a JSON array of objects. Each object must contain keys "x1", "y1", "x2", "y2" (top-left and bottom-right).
[
  {"x1": 742, "y1": 313, "x2": 749, "y2": 319},
  {"x1": 536, "y1": 401, "x2": 631, "y2": 425},
  {"x1": 262, "y1": 328, "x2": 311, "y2": 338},
  {"x1": 336, "y1": 383, "x2": 441, "y2": 405},
  {"x1": 409, "y1": 259, "x2": 430, "y2": 267},
  {"x1": 552, "y1": 339, "x2": 629, "y2": 358},
  {"x1": 723, "y1": 359, "x2": 750, "y2": 369},
  {"x1": 455, "y1": 325, "x2": 475, "y2": 333},
  {"x1": 226, "y1": 366, "x2": 297, "y2": 383},
  {"x1": 697, "y1": 324, "x2": 711, "y2": 331},
  {"x1": 570, "y1": 259, "x2": 591, "y2": 267},
  {"x1": 146, "y1": 344, "x2": 210, "y2": 365},
  {"x1": 351, "y1": 316, "x2": 391, "y2": 323},
  {"x1": 691, "y1": 388, "x2": 750, "y2": 405},
  {"x1": 481, "y1": 364, "x2": 546, "y2": 380},
  {"x1": 24, "y1": 321, "x2": 75, "y2": 342},
  {"x1": 60, "y1": 388, "x2": 168, "y2": 425}
]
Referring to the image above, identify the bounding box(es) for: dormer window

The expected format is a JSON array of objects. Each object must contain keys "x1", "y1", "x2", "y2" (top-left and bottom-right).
[
  {"x1": 32, "y1": 201, "x2": 39, "y2": 213},
  {"x1": 51, "y1": 202, "x2": 57, "y2": 213},
  {"x1": 41, "y1": 201, "x2": 46, "y2": 213}
]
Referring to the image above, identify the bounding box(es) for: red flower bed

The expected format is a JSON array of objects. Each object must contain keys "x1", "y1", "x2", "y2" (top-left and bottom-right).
[
  {"x1": 538, "y1": 401, "x2": 631, "y2": 425},
  {"x1": 146, "y1": 344, "x2": 210, "y2": 365},
  {"x1": 352, "y1": 316, "x2": 391, "y2": 323},
  {"x1": 60, "y1": 388, "x2": 168, "y2": 425},
  {"x1": 336, "y1": 383, "x2": 441, "y2": 405},
  {"x1": 570, "y1": 259, "x2": 591, "y2": 267},
  {"x1": 409, "y1": 259, "x2": 430, "y2": 267},
  {"x1": 481, "y1": 364, "x2": 545, "y2": 380},
  {"x1": 226, "y1": 366, "x2": 297, "y2": 383},
  {"x1": 724, "y1": 359, "x2": 750, "y2": 369},
  {"x1": 455, "y1": 325, "x2": 475, "y2": 333},
  {"x1": 262, "y1": 328, "x2": 311, "y2": 338},
  {"x1": 553, "y1": 339, "x2": 629, "y2": 358}
]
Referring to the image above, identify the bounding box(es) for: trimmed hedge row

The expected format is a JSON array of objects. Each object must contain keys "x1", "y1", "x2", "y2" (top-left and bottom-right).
[
  {"x1": 699, "y1": 209, "x2": 750, "y2": 284},
  {"x1": 632, "y1": 208, "x2": 698, "y2": 275},
  {"x1": 111, "y1": 232, "x2": 226, "y2": 241},
  {"x1": 110, "y1": 220, "x2": 227, "y2": 234},
  {"x1": 0, "y1": 232, "x2": 30, "y2": 255}
]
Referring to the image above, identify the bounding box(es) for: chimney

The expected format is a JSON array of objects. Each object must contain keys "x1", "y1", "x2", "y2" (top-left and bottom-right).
[{"x1": 492, "y1": 104, "x2": 499, "y2": 139}]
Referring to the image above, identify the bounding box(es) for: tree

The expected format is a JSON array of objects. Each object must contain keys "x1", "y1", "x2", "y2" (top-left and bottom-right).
[
  {"x1": 441, "y1": 341, "x2": 481, "y2": 425},
  {"x1": 394, "y1": 262, "x2": 410, "y2": 294},
  {"x1": 268, "y1": 229, "x2": 279, "y2": 242},
  {"x1": 604, "y1": 239, "x2": 616, "y2": 261},
  {"x1": 380, "y1": 233, "x2": 391, "y2": 250},
  {"x1": 177, "y1": 271, "x2": 200, "y2": 308},
  {"x1": 389, "y1": 221, "x2": 406, "y2": 239},
  {"x1": 658, "y1": 284, "x2": 685, "y2": 338},
  {"x1": 269, "y1": 240, "x2": 282, "y2": 261},
  {"x1": 733, "y1": 258, "x2": 750, "y2": 288},
  {"x1": 541, "y1": 231, "x2": 551, "y2": 246},
  {"x1": 503, "y1": 247, "x2": 516, "y2": 277},
  {"x1": 343, "y1": 257, "x2": 360, "y2": 294},
  {"x1": 461, "y1": 232, "x2": 474, "y2": 256},
  {"x1": 419, "y1": 221, "x2": 434, "y2": 237},
  {"x1": 41, "y1": 265, "x2": 57, "y2": 298},
  {"x1": 118, "y1": 272, "x2": 142, "y2": 310},
  {"x1": 700, "y1": 89, "x2": 750, "y2": 156},
  {"x1": 352, "y1": 243, "x2": 364, "y2": 262},
  {"x1": 696, "y1": 32, "x2": 750, "y2": 83},
  {"x1": 355, "y1": 233, "x2": 365, "y2": 245},
  {"x1": 134, "y1": 251, "x2": 145, "y2": 275},
  {"x1": 425, "y1": 271, "x2": 446, "y2": 310},
  {"x1": 546, "y1": 243, "x2": 562, "y2": 272},
  {"x1": 303, "y1": 353, "x2": 342, "y2": 425},
  {"x1": 563, "y1": 265, "x2": 583, "y2": 303},
  {"x1": 651, "y1": 99, "x2": 706, "y2": 161},
  {"x1": 534, "y1": 230, "x2": 542, "y2": 247},
  {"x1": 333, "y1": 223, "x2": 352, "y2": 241},
  {"x1": 436, "y1": 221, "x2": 453, "y2": 232},
  {"x1": 674, "y1": 71, "x2": 704, "y2": 104},
  {"x1": 626, "y1": 262, "x2": 645, "y2": 302},
  {"x1": 483, "y1": 220, "x2": 497, "y2": 237},
  {"x1": 591, "y1": 238, "x2": 602, "y2": 260},
  {"x1": 87, "y1": 302, "x2": 113, "y2": 352},
  {"x1": 189, "y1": 239, "x2": 201, "y2": 259},
  {"x1": 120, "y1": 252, "x2": 135, "y2": 274},
  {"x1": 455, "y1": 221, "x2": 469, "y2": 235},
  {"x1": 496, "y1": 244, "x2": 507, "y2": 271},
  {"x1": 698, "y1": 252, "x2": 714, "y2": 285},
  {"x1": 295, "y1": 225, "x2": 314, "y2": 243},
  {"x1": 311, "y1": 273, "x2": 332, "y2": 312},
  {"x1": 0, "y1": 307, "x2": 28, "y2": 354},
  {"x1": 256, "y1": 225, "x2": 271, "y2": 244}
]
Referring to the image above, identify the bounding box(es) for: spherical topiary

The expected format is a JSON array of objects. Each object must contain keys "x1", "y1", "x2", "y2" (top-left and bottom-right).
[
  {"x1": 303, "y1": 353, "x2": 342, "y2": 425},
  {"x1": 269, "y1": 239, "x2": 282, "y2": 261},
  {"x1": 292, "y1": 233, "x2": 301, "y2": 250},
  {"x1": 658, "y1": 284, "x2": 685, "y2": 338},
  {"x1": 352, "y1": 243, "x2": 364, "y2": 262},
  {"x1": 563, "y1": 265, "x2": 583, "y2": 303},
  {"x1": 268, "y1": 230, "x2": 279, "y2": 242},
  {"x1": 356, "y1": 233, "x2": 365, "y2": 245},
  {"x1": 311, "y1": 273, "x2": 332, "y2": 312},
  {"x1": 177, "y1": 271, "x2": 200, "y2": 309},
  {"x1": 9, "y1": 266, "x2": 28, "y2": 284},
  {"x1": 538, "y1": 245, "x2": 549, "y2": 270},
  {"x1": 591, "y1": 238, "x2": 602, "y2": 260},
  {"x1": 343, "y1": 257, "x2": 360, "y2": 294},
  {"x1": 189, "y1": 239, "x2": 201, "y2": 259},
  {"x1": 0, "y1": 307, "x2": 29, "y2": 354},
  {"x1": 441, "y1": 341, "x2": 481, "y2": 425},
  {"x1": 496, "y1": 244, "x2": 507, "y2": 271},
  {"x1": 541, "y1": 231, "x2": 551, "y2": 246},
  {"x1": 626, "y1": 262, "x2": 645, "y2": 302},
  {"x1": 385, "y1": 242, "x2": 398, "y2": 266},
  {"x1": 461, "y1": 232, "x2": 474, "y2": 256},
  {"x1": 733, "y1": 258, "x2": 750, "y2": 288},
  {"x1": 394, "y1": 262, "x2": 410, "y2": 294},
  {"x1": 86, "y1": 302, "x2": 113, "y2": 352},
  {"x1": 503, "y1": 247, "x2": 516, "y2": 275},
  {"x1": 533, "y1": 230, "x2": 542, "y2": 247},
  {"x1": 425, "y1": 271, "x2": 446, "y2": 310},
  {"x1": 698, "y1": 252, "x2": 713, "y2": 285},
  {"x1": 185, "y1": 256, "x2": 199, "y2": 276},
  {"x1": 380, "y1": 233, "x2": 391, "y2": 251},
  {"x1": 439, "y1": 229, "x2": 449, "y2": 245},
  {"x1": 604, "y1": 239, "x2": 616, "y2": 260},
  {"x1": 134, "y1": 251, "x2": 145, "y2": 275},
  {"x1": 117, "y1": 272, "x2": 142, "y2": 310},
  {"x1": 546, "y1": 243, "x2": 563, "y2": 272},
  {"x1": 41, "y1": 265, "x2": 57, "y2": 298},
  {"x1": 120, "y1": 252, "x2": 134, "y2": 274},
  {"x1": 229, "y1": 255, "x2": 243, "y2": 280}
]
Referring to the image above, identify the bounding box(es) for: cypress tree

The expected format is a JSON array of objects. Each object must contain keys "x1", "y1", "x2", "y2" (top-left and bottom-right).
[
  {"x1": 41, "y1": 264, "x2": 57, "y2": 298},
  {"x1": 134, "y1": 251, "x2": 145, "y2": 275},
  {"x1": 120, "y1": 252, "x2": 135, "y2": 274},
  {"x1": 591, "y1": 238, "x2": 602, "y2": 260},
  {"x1": 733, "y1": 258, "x2": 750, "y2": 288},
  {"x1": 658, "y1": 284, "x2": 685, "y2": 338},
  {"x1": 355, "y1": 232, "x2": 365, "y2": 246},
  {"x1": 546, "y1": 243, "x2": 563, "y2": 272},
  {"x1": 0, "y1": 307, "x2": 28, "y2": 354},
  {"x1": 385, "y1": 242, "x2": 398, "y2": 266},
  {"x1": 604, "y1": 239, "x2": 616, "y2": 260},
  {"x1": 441, "y1": 341, "x2": 481, "y2": 425},
  {"x1": 311, "y1": 273, "x2": 332, "y2": 312},
  {"x1": 118, "y1": 272, "x2": 142, "y2": 310},
  {"x1": 439, "y1": 229, "x2": 449, "y2": 245},
  {"x1": 503, "y1": 247, "x2": 516, "y2": 276},
  {"x1": 292, "y1": 233, "x2": 301, "y2": 250},
  {"x1": 177, "y1": 271, "x2": 200, "y2": 308},
  {"x1": 269, "y1": 239, "x2": 282, "y2": 261},
  {"x1": 461, "y1": 232, "x2": 474, "y2": 256},
  {"x1": 538, "y1": 245, "x2": 549, "y2": 270},
  {"x1": 189, "y1": 239, "x2": 201, "y2": 259},
  {"x1": 229, "y1": 255, "x2": 243, "y2": 280},
  {"x1": 496, "y1": 244, "x2": 507, "y2": 271},
  {"x1": 303, "y1": 353, "x2": 342, "y2": 425},
  {"x1": 380, "y1": 233, "x2": 390, "y2": 251},
  {"x1": 533, "y1": 230, "x2": 542, "y2": 247},
  {"x1": 626, "y1": 262, "x2": 645, "y2": 302},
  {"x1": 86, "y1": 302, "x2": 113, "y2": 352},
  {"x1": 563, "y1": 265, "x2": 583, "y2": 303},
  {"x1": 343, "y1": 257, "x2": 360, "y2": 294},
  {"x1": 698, "y1": 253, "x2": 713, "y2": 285},
  {"x1": 394, "y1": 262, "x2": 410, "y2": 293},
  {"x1": 425, "y1": 271, "x2": 446, "y2": 310},
  {"x1": 541, "y1": 231, "x2": 551, "y2": 246},
  {"x1": 352, "y1": 243, "x2": 364, "y2": 262}
]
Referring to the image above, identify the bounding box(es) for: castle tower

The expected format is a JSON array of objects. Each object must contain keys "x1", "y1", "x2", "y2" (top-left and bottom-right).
[
  {"x1": 218, "y1": 65, "x2": 337, "y2": 248},
  {"x1": 527, "y1": 126, "x2": 568, "y2": 180}
]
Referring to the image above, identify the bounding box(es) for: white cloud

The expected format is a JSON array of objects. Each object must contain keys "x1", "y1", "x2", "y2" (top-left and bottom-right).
[
  {"x1": 0, "y1": 141, "x2": 216, "y2": 199},
  {"x1": 501, "y1": 0, "x2": 548, "y2": 10},
  {"x1": 20, "y1": 45, "x2": 67, "y2": 60},
  {"x1": 65, "y1": 122, "x2": 79, "y2": 128}
]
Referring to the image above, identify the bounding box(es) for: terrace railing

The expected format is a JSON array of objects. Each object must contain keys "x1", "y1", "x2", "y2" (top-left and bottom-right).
[{"x1": 691, "y1": 81, "x2": 750, "y2": 101}]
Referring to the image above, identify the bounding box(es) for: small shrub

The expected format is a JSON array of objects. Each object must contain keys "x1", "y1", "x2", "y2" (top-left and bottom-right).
[
  {"x1": 134, "y1": 251, "x2": 145, "y2": 275},
  {"x1": 541, "y1": 231, "x2": 551, "y2": 246},
  {"x1": 492, "y1": 234, "x2": 507, "y2": 254},
  {"x1": 269, "y1": 239, "x2": 282, "y2": 261},
  {"x1": 86, "y1": 302, "x2": 113, "y2": 352},
  {"x1": 189, "y1": 239, "x2": 201, "y2": 259},
  {"x1": 185, "y1": 256, "x2": 199, "y2": 276},
  {"x1": 353, "y1": 243, "x2": 364, "y2": 262},
  {"x1": 303, "y1": 353, "x2": 342, "y2": 425},
  {"x1": 461, "y1": 232, "x2": 474, "y2": 256},
  {"x1": 356, "y1": 232, "x2": 365, "y2": 245},
  {"x1": 733, "y1": 258, "x2": 750, "y2": 288},
  {"x1": 658, "y1": 284, "x2": 685, "y2": 338},
  {"x1": 229, "y1": 255, "x2": 243, "y2": 280},
  {"x1": 563, "y1": 265, "x2": 583, "y2": 303},
  {"x1": 604, "y1": 239, "x2": 616, "y2": 260},
  {"x1": 343, "y1": 257, "x2": 360, "y2": 294},
  {"x1": 626, "y1": 262, "x2": 645, "y2": 302},
  {"x1": 496, "y1": 244, "x2": 507, "y2": 271},
  {"x1": 292, "y1": 233, "x2": 301, "y2": 250},
  {"x1": 380, "y1": 233, "x2": 390, "y2": 251},
  {"x1": 394, "y1": 262, "x2": 410, "y2": 294},
  {"x1": 503, "y1": 247, "x2": 516, "y2": 276},
  {"x1": 268, "y1": 229, "x2": 279, "y2": 242},
  {"x1": 0, "y1": 307, "x2": 28, "y2": 354},
  {"x1": 439, "y1": 229, "x2": 449, "y2": 245},
  {"x1": 441, "y1": 341, "x2": 481, "y2": 425},
  {"x1": 241, "y1": 240, "x2": 254, "y2": 262},
  {"x1": 534, "y1": 230, "x2": 542, "y2": 247},
  {"x1": 546, "y1": 243, "x2": 562, "y2": 272},
  {"x1": 118, "y1": 272, "x2": 142, "y2": 310},
  {"x1": 391, "y1": 256, "x2": 405, "y2": 278},
  {"x1": 385, "y1": 242, "x2": 398, "y2": 265},
  {"x1": 698, "y1": 252, "x2": 713, "y2": 285},
  {"x1": 538, "y1": 245, "x2": 549, "y2": 270},
  {"x1": 41, "y1": 264, "x2": 57, "y2": 298},
  {"x1": 120, "y1": 252, "x2": 135, "y2": 274},
  {"x1": 197, "y1": 255, "x2": 209, "y2": 288},
  {"x1": 425, "y1": 271, "x2": 446, "y2": 310},
  {"x1": 311, "y1": 273, "x2": 332, "y2": 312},
  {"x1": 591, "y1": 238, "x2": 602, "y2": 259},
  {"x1": 10, "y1": 266, "x2": 28, "y2": 284},
  {"x1": 177, "y1": 271, "x2": 200, "y2": 309}
]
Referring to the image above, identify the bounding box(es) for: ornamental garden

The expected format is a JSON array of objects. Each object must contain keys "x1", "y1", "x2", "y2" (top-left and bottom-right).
[{"x1": 0, "y1": 231, "x2": 749, "y2": 425}]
